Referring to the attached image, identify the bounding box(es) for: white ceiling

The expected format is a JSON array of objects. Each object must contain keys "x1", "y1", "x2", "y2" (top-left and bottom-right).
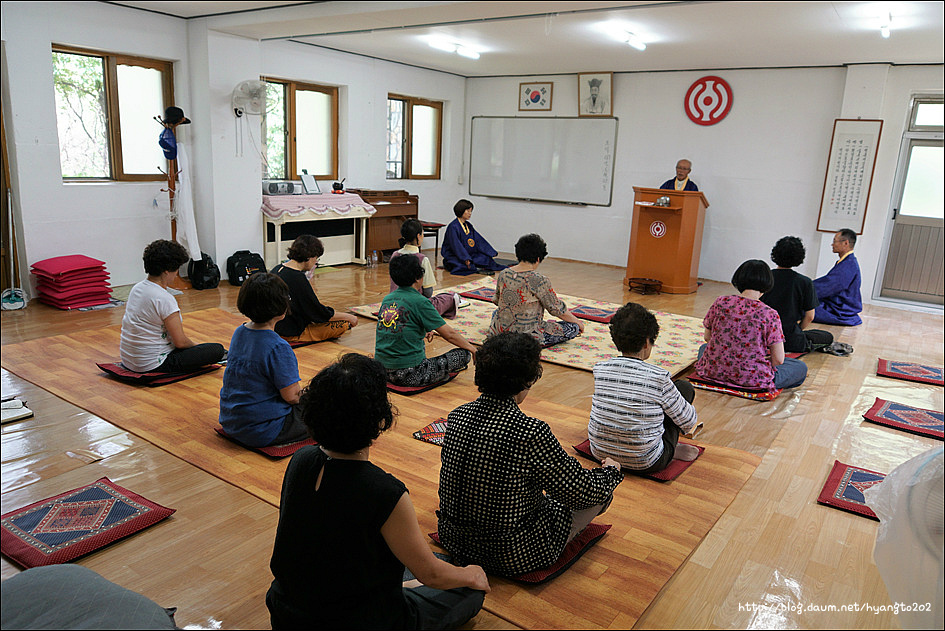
[{"x1": 109, "y1": 1, "x2": 945, "y2": 77}]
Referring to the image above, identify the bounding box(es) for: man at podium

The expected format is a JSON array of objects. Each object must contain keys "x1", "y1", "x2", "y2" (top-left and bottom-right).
[{"x1": 660, "y1": 159, "x2": 699, "y2": 192}]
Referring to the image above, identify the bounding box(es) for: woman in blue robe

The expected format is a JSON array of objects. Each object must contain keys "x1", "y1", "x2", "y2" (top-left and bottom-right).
[{"x1": 441, "y1": 200, "x2": 507, "y2": 276}]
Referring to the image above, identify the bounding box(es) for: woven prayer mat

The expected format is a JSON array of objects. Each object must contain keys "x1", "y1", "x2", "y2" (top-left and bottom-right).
[
  {"x1": 96, "y1": 362, "x2": 220, "y2": 386},
  {"x1": 571, "y1": 439, "x2": 704, "y2": 482},
  {"x1": 816, "y1": 460, "x2": 885, "y2": 520},
  {"x1": 214, "y1": 427, "x2": 317, "y2": 458},
  {"x1": 0, "y1": 477, "x2": 175, "y2": 568},
  {"x1": 429, "y1": 523, "x2": 612, "y2": 585},
  {"x1": 876, "y1": 359, "x2": 944, "y2": 386},
  {"x1": 351, "y1": 279, "x2": 704, "y2": 376},
  {"x1": 862, "y1": 398, "x2": 944, "y2": 440},
  {"x1": 689, "y1": 376, "x2": 782, "y2": 401}
]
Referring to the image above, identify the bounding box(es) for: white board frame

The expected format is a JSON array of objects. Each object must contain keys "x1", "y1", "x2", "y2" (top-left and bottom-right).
[
  {"x1": 816, "y1": 118, "x2": 883, "y2": 234},
  {"x1": 468, "y1": 116, "x2": 618, "y2": 206}
]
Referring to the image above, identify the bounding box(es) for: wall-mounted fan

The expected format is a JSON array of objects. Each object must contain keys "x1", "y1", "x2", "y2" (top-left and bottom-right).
[{"x1": 232, "y1": 80, "x2": 267, "y2": 117}]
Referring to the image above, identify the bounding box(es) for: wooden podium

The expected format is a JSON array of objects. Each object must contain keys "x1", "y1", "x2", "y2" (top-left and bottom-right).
[{"x1": 625, "y1": 187, "x2": 709, "y2": 294}]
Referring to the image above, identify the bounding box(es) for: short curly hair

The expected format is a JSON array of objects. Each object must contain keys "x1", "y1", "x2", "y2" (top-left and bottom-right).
[
  {"x1": 286, "y1": 235, "x2": 324, "y2": 262},
  {"x1": 731, "y1": 259, "x2": 774, "y2": 293},
  {"x1": 609, "y1": 302, "x2": 659, "y2": 354},
  {"x1": 475, "y1": 332, "x2": 543, "y2": 398},
  {"x1": 301, "y1": 353, "x2": 395, "y2": 453},
  {"x1": 236, "y1": 272, "x2": 289, "y2": 324},
  {"x1": 514, "y1": 233, "x2": 548, "y2": 264},
  {"x1": 389, "y1": 253, "x2": 424, "y2": 288},
  {"x1": 142, "y1": 239, "x2": 189, "y2": 276},
  {"x1": 771, "y1": 236, "x2": 805, "y2": 268}
]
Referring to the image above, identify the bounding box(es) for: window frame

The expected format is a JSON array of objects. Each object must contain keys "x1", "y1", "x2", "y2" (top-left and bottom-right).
[
  {"x1": 388, "y1": 94, "x2": 443, "y2": 180},
  {"x1": 263, "y1": 78, "x2": 339, "y2": 181},
  {"x1": 52, "y1": 44, "x2": 174, "y2": 182}
]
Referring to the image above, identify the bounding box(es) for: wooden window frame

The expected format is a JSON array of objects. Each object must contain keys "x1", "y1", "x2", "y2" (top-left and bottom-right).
[
  {"x1": 266, "y1": 79, "x2": 339, "y2": 181},
  {"x1": 53, "y1": 45, "x2": 174, "y2": 182},
  {"x1": 388, "y1": 94, "x2": 443, "y2": 180}
]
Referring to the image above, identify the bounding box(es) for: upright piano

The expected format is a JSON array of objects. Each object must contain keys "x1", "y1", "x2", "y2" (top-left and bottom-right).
[{"x1": 346, "y1": 188, "x2": 418, "y2": 253}]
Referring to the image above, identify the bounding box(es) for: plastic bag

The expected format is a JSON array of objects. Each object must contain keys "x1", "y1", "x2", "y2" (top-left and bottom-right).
[{"x1": 864, "y1": 447, "x2": 943, "y2": 629}]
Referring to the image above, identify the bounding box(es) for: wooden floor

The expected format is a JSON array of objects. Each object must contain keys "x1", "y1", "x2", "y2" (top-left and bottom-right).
[{"x1": 2, "y1": 253, "x2": 943, "y2": 629}]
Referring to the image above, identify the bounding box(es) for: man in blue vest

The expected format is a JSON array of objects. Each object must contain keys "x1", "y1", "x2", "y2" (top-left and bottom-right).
[{"x1": 813, "y1": 228, "x2": 862, "y2": 326}]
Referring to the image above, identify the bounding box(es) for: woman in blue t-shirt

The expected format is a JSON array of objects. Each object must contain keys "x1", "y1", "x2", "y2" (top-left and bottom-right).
[{"x1": 218, "y1": 273, "x2": 308, "y2": 447}]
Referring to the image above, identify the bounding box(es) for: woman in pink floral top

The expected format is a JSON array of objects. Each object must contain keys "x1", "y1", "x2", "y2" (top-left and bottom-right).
[
  {"x1": 488, "y1": 234, "x2": 584, "y2": 347},
  {"x1": 694, "y1": 260, "x2": 807, "y2": 390}
]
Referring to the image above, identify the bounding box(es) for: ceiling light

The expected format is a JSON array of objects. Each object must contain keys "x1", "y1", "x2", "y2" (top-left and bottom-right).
[
  {"x1": 624, "y1": 32, "x2": 646, "y2": 51},
  {"x1": 428, "y1": 38, "x2": 457, "y2": 53},
  {"x1": 456, "y1": 46, "x2": 480, "y2": 60},
  {"x1": 880, "y1": 13, "x2": 891, "y2": 38}
]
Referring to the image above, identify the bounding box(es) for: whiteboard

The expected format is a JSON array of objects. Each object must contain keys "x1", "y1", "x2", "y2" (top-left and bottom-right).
[{"x1": 469, "y1": 116, "x2": 617, "y2": 206}]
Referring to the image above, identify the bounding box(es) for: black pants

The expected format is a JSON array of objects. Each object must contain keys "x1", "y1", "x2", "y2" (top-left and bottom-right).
[
  {"x1": 635, "y1": 379, "x2": 695, "y2": 475},
  {"x1": 804, "y1": 329, "x2": 834, "y2": 350},
  {"x1": 404, "y1": 585, "x2": 485, "y2": 630},
  {"x1": 154, "y1": 343, "x2": 225, "y2": 373}
]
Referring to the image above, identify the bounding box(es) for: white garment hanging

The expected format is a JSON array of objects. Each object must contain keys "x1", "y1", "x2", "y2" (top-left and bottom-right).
[{"x1": 173, "y1": 141, "x2": 202, "y2": 261}]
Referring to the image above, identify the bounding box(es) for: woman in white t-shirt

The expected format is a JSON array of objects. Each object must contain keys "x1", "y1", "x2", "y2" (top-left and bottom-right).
[{"x1": 120, "y1": 240, "x2": 225, "y2": 373}]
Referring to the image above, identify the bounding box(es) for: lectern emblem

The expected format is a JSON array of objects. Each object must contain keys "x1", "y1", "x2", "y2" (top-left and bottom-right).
[
  {"x1": 685, "y1": 76, "x2": 733, "y2": 126},
  {"x1": 650, "y1": 221, "x2": 666, "y2": 238}
]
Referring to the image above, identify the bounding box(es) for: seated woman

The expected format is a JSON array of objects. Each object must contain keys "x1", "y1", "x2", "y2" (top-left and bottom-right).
[
  {"x1": 589, "y1": 303, "x2": 700, "y2": 474},
  {"x1": 488, "y1": 233, "x2": 584, "y2": 347},
  {"x1": 271, "y1": 235, "x2": 358, "y2": 343},
  {"x1": 437, "y1": 332, "x2": 623, "y2": 577},
  {"x1": 389, "y1": 219, "x2": 459, "y2": 318},
  {"x1": 760, "y1": 236, "x2": 833, "y2": 353},
  {"x1": 219, "y1": 273, "x2": 309, "y2": 448},
  {"x1": 267, "y1": 353, "x2": 489, "y2": 629},
  {"x1": 375, "y1": 255, "x2": 476, "y2": 387},
  {"x1": 694, "y1": 259, "x2": 808, "y2": 390},
  {"x1": 120, "y1": 239, "x2": 224, "y2": 373},
  {"x1": 441, "y1": 199, "x2": 506, "y2": 276}
]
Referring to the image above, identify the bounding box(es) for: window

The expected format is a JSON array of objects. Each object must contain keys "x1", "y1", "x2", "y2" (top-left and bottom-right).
[
  {"x1": 387, "y1": 95, "x2": 443, "y2": 179},
  {"x1": 261, "y1": 79, "x2": 338, "y2": 180},
  {"x1": 52, "y1": 46, "x2": 173, "y2": 181}
]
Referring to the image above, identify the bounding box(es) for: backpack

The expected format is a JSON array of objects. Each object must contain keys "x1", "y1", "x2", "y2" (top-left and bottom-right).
[
  {"x1": 187, "y1": 252, "x2": 221, "y2": 290},
  {"x1": 226, "y1": 250, "x2": 266, "y2": 286}
]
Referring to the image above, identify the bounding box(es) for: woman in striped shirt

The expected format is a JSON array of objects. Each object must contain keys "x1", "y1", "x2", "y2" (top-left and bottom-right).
[{"x1": 589, "y1": 302, "x2": 699, "y2": 473}]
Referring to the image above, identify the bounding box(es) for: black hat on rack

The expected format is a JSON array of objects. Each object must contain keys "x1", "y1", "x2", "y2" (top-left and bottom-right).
[{"x1": 163, "y1": 106, "x2": 191, "y2": 126}]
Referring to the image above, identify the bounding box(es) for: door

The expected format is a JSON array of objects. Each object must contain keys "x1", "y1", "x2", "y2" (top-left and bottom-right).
[{"x1": 878, "y1": 100, "x2": 944, "y2": 305}]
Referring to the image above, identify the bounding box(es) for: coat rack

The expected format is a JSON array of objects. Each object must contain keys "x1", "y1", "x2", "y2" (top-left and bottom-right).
[{"x1": 156, "y1": 106, "x2": 191, "y2": 290}]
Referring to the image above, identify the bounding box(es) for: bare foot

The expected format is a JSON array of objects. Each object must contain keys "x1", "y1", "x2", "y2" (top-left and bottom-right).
[{"x1": 674, "y1": 443, "x2": 700, "y2": 462}]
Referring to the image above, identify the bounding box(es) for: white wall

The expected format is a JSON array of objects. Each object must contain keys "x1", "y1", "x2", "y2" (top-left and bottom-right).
[
  {"x1": 1, "y1": 2, "x2": 189, "y2": 289},
  {"x1": 465, "y1": 69, "x2": 846, "y2": 283}
]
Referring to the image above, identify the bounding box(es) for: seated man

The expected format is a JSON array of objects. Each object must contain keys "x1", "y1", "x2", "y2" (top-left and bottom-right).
[
  {"x1": 375, "y1": 254, "x2": 476, "y2": 387},
  {"x1": 761, "y1": 236, "x2": 834, "y2": 352},
  {"x1": 659, "y1": 159, "x2": 699, "y2": 192},
  {"x1": 441, "y1": 199, "x2": 506, "y2": 276},
  {"x1": 813, "y1": 228, "x2": 862, "y2": 326},
  {"x1": 588, "y1": 303, "x2": 700, "y2": 474}
]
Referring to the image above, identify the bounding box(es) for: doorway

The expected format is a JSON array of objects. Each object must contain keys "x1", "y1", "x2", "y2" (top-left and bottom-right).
[{"x1": 878, "y1": 97, "x2": 944, "y2": 305}]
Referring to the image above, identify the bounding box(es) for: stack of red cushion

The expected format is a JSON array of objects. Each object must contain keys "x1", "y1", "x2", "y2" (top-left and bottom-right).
[{"x1": 31, "y1": 255, "x2": 111, "y2": 309}]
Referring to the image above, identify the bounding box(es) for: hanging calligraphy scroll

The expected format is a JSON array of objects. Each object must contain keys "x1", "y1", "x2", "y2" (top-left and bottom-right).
[{"x1": 817, "y1": 119, "x2": 883, "y2": 234}]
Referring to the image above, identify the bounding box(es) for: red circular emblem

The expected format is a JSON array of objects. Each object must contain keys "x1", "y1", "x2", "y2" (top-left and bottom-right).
[
  {"x1": 685, "y1": 76, "x2": 733, "y2": 126},
  {"x1": 650, "y1": 221, "x2": 666, "y2": 238}
]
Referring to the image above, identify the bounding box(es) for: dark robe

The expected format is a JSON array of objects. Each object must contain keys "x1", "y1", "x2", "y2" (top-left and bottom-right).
[
  {"x1": 813, "y1": 253, "x2": 862, "y2": 326},
  {"x1": 659, "y1": 178, "x2": 699, "y2": 192},
  {"x1": 441, "y1": 218, "x2": 505, "y2": 276}
]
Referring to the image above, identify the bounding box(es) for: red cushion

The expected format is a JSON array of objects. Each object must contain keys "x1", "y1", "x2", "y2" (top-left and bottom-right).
[
  {"x1": 387, "y1": 372, "x2": 458, "y2": 395},
  {"x1": 30, "y1": 255, "x2": 106, "y2": 277},
  {"x1": 36, "y1": 284, "x2": 111, "y2": 301},
  {"x1": 39, "y1": 295, "x2": 111, "y2": 310},
  {"x1": 32, "y1": 269, "x2": 109, "y2": 284},
  {"x1": 572, "y1": 439, "x2": 703, "y2": 481},
  {"x1": 97, "y1": 362, "x2": 219, "y2": 386},
  {"x1": 214, "y1": 427, "x2": 317, "y2": 458}
]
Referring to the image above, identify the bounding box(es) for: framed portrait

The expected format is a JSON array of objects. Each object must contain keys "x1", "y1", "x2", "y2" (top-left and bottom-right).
[
  {"x1": 578, "y1": 72, "x2": 613, "y2": 117},
  {"x1": 519, "y1": 82, "x2": 554, "y2": 111}
]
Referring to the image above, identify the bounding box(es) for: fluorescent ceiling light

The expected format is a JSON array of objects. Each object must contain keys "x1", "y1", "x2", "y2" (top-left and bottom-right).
[
  {"x1": 428, "y1": 38, "x2": 457, "y2": 53},
  {"x1": 456, "y1": 46, "x2": 480, "y2": 60},
  {"x1": 880, "y1": 12, "x2": 891, "y2": 38},
  {"x1": 624, "y1": 31, "x2": 646, "y2": 51}
]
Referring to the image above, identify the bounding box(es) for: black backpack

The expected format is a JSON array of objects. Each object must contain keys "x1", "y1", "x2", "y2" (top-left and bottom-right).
[
  {"x1": 187, "y1": 252, "x2": 221, "y2": 290},
  {"x1": 226, "y1": 250, "x2": 266, "y2": 286}
]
